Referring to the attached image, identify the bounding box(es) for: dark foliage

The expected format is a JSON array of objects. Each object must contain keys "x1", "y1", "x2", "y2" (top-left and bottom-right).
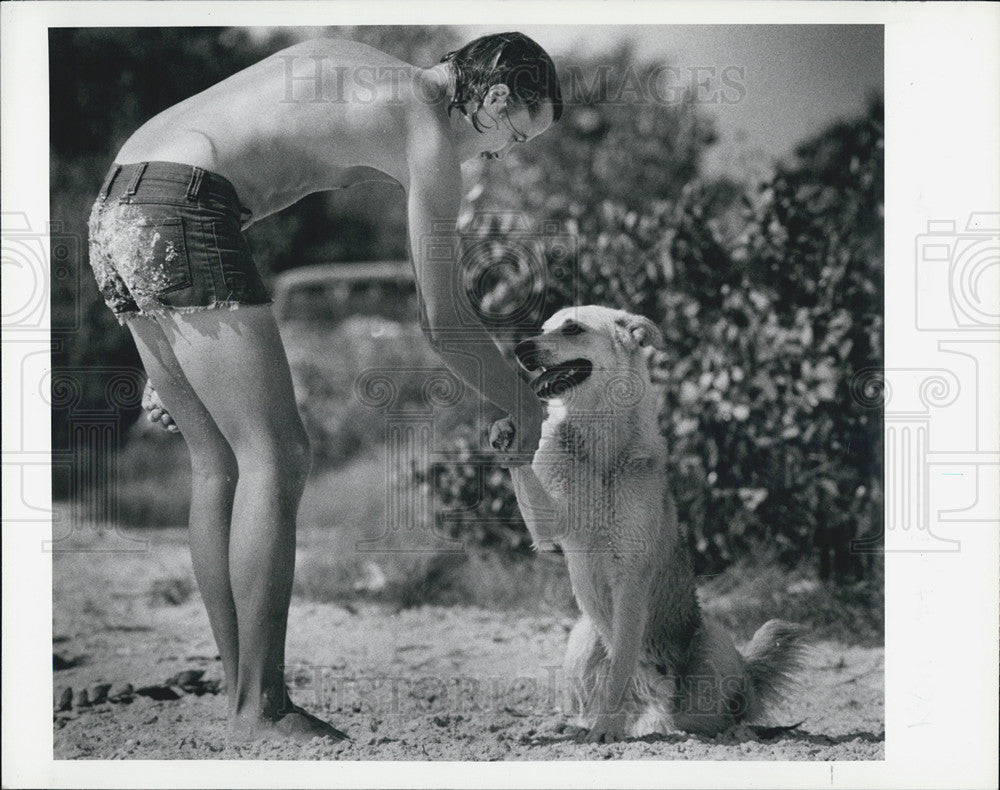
[{"x1": 427, "y1": 81, "x2": 884, "y2": 581}]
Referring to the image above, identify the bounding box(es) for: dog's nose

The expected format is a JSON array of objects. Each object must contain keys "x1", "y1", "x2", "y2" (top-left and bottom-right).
[{"x1": 514, "y1": 339, "x2": 542, "y2": 370}]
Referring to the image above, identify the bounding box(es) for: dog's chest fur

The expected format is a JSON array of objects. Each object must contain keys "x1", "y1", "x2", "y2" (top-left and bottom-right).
[
  {"x1": 538, "y1": 422, "x2": 661, "y2": 543},
  {"x1": 533, "y1": 413, "x2": 672, "y2": 625}
]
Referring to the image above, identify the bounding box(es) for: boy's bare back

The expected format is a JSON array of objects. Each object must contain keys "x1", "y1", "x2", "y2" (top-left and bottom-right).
[
  {"x1": 116, "y1": 39, "x2": 443, "y2": 221},
  {"x1": 118, "y1": 32, "x2": 560, "y2": 460}
]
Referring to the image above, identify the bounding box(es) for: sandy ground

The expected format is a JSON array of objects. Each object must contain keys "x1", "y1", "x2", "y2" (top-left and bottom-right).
[{"x1": 52, "y1": 528, "x2": 883, "y2": 760}]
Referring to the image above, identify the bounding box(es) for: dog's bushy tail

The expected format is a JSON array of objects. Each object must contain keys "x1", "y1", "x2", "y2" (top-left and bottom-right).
[{"x1": 742, "y1": 619, "x2": 809, "y2": 719}]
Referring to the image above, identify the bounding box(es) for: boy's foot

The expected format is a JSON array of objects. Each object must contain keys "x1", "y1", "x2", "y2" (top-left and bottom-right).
[{"x1": 230, "y1": 704, "x2": 349, "y2": 744}]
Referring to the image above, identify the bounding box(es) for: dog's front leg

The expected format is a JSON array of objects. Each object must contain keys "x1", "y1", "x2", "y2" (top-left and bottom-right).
[
  {"x1": 509, "y1": 466, "x2": 565, "y2": 550},
  {"x1": 584, "y1": 576, "x2": 649, "y2": 743},
  {"x1": 491, "y1": 417, "x2": 565, "y2": 549}
]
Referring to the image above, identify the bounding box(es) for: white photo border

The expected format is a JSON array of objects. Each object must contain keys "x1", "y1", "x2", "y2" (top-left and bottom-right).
[{"x1": 2, "y1": 2, "x2": 998, "y2": 788}]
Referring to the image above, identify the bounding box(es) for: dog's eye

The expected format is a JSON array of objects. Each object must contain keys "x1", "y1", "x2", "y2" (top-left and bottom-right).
[{"x1": 562, "y1": 322, "x2": 584, "y2": 336}]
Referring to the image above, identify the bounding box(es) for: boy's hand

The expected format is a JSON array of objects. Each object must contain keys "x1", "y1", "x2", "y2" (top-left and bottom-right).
[
  {"x1": 142, "y1": 379, "x2": 179, "y2": 433},
  {"x1": 489, "y1": 417, "x2": 516, "y2": 453},
  {"x1": 489, "y1": 399, "x2": 542, "y2": 468}
]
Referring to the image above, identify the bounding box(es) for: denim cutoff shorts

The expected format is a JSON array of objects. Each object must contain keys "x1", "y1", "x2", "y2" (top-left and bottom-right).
[{"x1": 87, "y1": 161, "x2": 270, "y2": 323}]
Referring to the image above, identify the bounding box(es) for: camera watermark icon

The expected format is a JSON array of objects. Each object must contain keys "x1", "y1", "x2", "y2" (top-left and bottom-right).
[
  {"x1": 2, "y1": 211, "x2": 82, "y2": 332},
  {"x1": 421, "y1": 212, "x2": 578, "y2": 334},
  {"x1": 915, "y1": 212, "x2": 999, "y2": 331}
]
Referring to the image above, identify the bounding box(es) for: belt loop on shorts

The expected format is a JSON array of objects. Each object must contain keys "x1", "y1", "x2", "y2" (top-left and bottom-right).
[
  {"x1": 186, "y1": 166, "x2": 205, "y2": 200},
  {"x1": 98, "y1": 164, "x2": 122, "y2": 202},
  {"x1": 122, "y1": 162, "x2": 148, "y2": 198}
]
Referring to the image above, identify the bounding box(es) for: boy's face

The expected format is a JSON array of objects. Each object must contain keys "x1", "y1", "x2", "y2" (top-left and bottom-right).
[{"x1": 472, "y1": 89, "x2": 555, "y2": 162}]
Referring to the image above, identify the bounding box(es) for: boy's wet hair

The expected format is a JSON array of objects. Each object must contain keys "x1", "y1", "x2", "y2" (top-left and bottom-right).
[{"x1": 441, "y1": 32, "x2": 563, "y2": 129}]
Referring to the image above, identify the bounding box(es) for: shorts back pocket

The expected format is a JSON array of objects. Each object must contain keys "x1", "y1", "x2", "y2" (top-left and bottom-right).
[{"x1": 136, "y1": 217, "x2": 192, "y2": 295}]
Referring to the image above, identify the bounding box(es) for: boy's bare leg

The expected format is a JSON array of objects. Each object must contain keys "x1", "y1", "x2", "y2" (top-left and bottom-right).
[
  {"x1": 128, "y1": 317, "x2": 240, "y2": 708},
  {"x1": 131, "y1": 307, "x2": 346, "y2": 741}
]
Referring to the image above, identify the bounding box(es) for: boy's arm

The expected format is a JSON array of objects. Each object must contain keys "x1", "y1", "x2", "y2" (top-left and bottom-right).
[{"x1": 406, "y1": 139, "x2": 542, "y2": 461}]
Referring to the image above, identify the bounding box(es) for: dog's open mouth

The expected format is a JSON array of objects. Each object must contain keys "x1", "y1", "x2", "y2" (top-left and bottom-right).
[{"x1": 529, "y1": 358, "x2": 594, "y2": 399}]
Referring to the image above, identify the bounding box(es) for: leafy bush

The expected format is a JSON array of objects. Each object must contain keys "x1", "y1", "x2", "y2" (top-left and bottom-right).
[{"x1": 426, "y1": 94, "x2": 884, "y2": 581}]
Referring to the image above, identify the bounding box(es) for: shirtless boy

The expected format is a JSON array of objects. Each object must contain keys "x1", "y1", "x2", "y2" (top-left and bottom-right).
[{"x1": 87, "y1": 33, "x2": 562, "y2": 742}]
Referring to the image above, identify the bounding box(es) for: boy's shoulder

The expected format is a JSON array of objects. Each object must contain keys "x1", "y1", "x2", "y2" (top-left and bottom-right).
[{"x1": 281, "y1": 36, "x2": 413, "y2": 68}]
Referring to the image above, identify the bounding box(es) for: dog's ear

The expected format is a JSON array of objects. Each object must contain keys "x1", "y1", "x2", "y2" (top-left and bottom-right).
[{"x1": 619, "y1": 315, "x2": 664, "y2": 350}]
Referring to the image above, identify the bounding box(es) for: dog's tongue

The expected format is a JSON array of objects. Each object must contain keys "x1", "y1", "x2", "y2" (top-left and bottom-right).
[{"x1": 531, "y1": 359, "x2": 593, "y2": 399}]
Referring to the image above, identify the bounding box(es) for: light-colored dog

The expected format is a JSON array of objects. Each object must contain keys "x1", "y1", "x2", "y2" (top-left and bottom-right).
[{"x1": 491, "y1": 306, "x2": 806, "y2": 743}]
